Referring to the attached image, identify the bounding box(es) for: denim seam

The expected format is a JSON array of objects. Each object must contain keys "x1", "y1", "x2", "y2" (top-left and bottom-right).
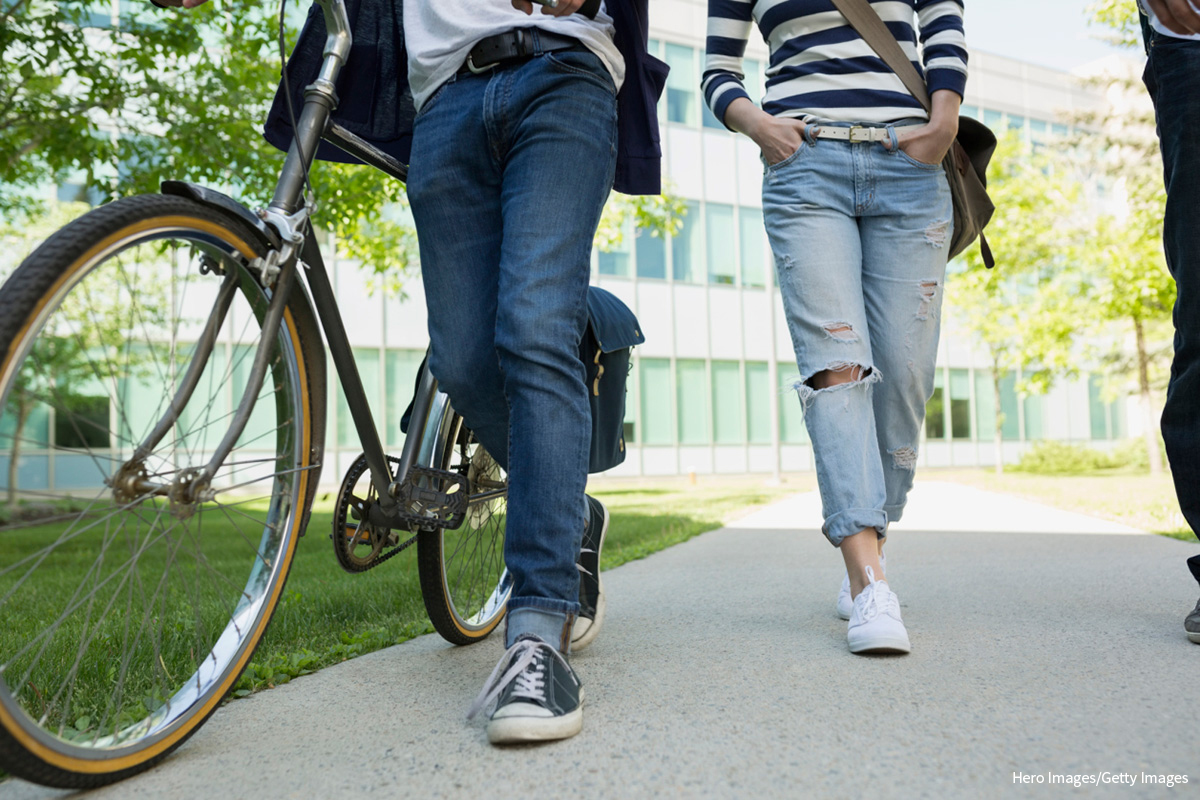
[{"x1": 543, "y1": 51, "x2": 618, "y2": 96}]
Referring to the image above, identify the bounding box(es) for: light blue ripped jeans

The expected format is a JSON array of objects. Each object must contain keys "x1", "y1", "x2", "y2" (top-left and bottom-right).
[{"x1": 761, "y1": 122, "x2": 953, "y2": 548}]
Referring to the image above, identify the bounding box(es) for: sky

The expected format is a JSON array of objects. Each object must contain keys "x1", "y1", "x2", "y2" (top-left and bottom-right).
[{"x1": 964, "y1": 0, "x2": 1139, "y2": 71}]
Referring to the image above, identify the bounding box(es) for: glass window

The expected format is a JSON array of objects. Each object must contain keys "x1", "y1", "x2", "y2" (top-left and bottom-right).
[
  {"x1": 665, "y1": 44, "x2": 699, "y2": 126},
  {"x1": 712, "y1": 361, "x2": 743, "y2": 444},
  {"x1": 982, "y1": 108, "x2": 1003, "y2": 131},
  {"x1": 647, "y1": 38, "x2": 661, "y2": 58},
  {"x1": 706, "y1": 204, "x2": 736, "y2": 285},
  {"x1": 599, "y1": 219, "x2": 632, "y2": 277},
  {"x1": 1023, "y1": 392, "x2": 1044, "y2": 440},
  {"x1": 337, "y1": 348, "x2": 382, "y2": 448},
  {"x1": 385, "y1": 349, "x2": 426, "y2": 448},
  {"x1": 975, "y1": 371, "x2": 1019, "y2": 442},
  {"x1": 1051, "y1": 122, "x2": 1069, "y2": 138},
  {"x1": 639, "y1": 359, "x2": 674, "y2": 444},
  {"x1": 949, "y1": 368, "x2": 971, "y2": 440},
  {"x1": 960, "y1": 104, "x2": 979, "y2": 119},
  {"x1": 1088, "y1": 375, "x2": 1110, "y2": 440},
  {"x1": 779, "y1": 370, "x2": 807, "y2": 443},
  {"x1": 677, "y1": 360, "x2": 710, "y2": 444},
  {"x1": 1007, "y1": 115, "x2": 1026, "y2": 134},
  {"x1": 925, "y1": 370, "x2": 946, "y2": 440},
  {"x1": 1029, "y1": 119, "x2": 1049, "y2": 140},
  {"x1": 739, "y1": 207, "x2": 766, "y2": 287},
  {"x1": 744, "y1": 59, "x2": 765, "y2": 105},
  {"x1": 635, "y1": 229, "x2": 667, "y2": 280},
  {"x1": 745, "y1": 362, "x2": 771, "y2": 444},
  {"x1": 672, "y1": 201, "x2": 702, "y2": 283},
  {"x1": 233, "y1": 344, "x2": 283, "y2": 450},
  {"x1": 1110, "y1": 400, "x2": 1125, "y2": 439},
  {"x1": 1, "y1": 401, "x2": 51, "y2": 450}
]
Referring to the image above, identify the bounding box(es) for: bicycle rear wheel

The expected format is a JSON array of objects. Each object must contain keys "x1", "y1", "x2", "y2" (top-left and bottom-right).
[
  {"x1": 0, "y1": 195, "x2": 320, "y2": 788},
  {"x1": 416, "y1": 394, "x2": 509, "y2": 645}
]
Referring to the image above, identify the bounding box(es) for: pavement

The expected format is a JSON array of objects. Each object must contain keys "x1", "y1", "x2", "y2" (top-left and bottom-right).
[{"x1": 2, "y1": 481, "x2": 1198, "y2": 799}]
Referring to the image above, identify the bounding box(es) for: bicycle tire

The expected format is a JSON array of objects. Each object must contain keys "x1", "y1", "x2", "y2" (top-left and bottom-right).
[
  {"x1": 416, "y1": 398, "x2": 510, "y2": 646},
  {"x1": 0, "y1": 194, "x2": 321, "y2": 788}
]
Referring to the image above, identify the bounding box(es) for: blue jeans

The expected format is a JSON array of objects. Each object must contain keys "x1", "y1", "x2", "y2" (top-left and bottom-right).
[
  {"x1": 761, "y1": 124, "x2": 953, "y2": 547},
  {"x1": 406, "y1": 44, "x2": 618, "y2": 646},
  {"x1": 1142, "y1": 21, "x2": 1200, "y2": 584}
]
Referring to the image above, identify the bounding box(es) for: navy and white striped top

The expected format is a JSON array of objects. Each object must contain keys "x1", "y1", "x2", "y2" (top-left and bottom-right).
[{"x1": 703, "y1": 0, "x2": 968, "y2": 128}]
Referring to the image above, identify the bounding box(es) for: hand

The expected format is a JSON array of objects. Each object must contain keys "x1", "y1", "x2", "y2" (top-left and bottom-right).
[
  {"x1": 1145, "y1": 0, "x2": 1200, "y2": 35},
  {"x1": 512, "y1": 0, "x2": 587, "y2": 17},
  {"x1": 884, "y1": 120, "x2": 957, "y2": 165},
  {"x1": 749, "y1": 115, "x2": 813, "y2": 166}
]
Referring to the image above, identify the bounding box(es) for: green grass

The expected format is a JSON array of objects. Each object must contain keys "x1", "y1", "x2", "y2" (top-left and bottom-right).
[
  {"x1": 930, "y1": 468, "x2": 1196, "y2": 541},
  {"x1": 0, "y1": 474, "x2": 805, "y2": 781}
]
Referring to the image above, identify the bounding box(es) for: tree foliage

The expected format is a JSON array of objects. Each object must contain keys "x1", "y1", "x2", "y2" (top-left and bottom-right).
[{"x1": 1086, "y1": 0, "x2": 1143, "y2": 48}]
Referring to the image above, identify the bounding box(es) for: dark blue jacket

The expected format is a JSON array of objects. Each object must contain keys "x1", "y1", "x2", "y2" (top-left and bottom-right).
[{"x1": 264, "y1": 1, "x2": 667, "y2": 195}]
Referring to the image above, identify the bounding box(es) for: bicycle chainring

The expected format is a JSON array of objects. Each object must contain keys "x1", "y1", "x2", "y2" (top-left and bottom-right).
[{"x1": 331, "y1": 453, "x2": 416, "y2": 574}]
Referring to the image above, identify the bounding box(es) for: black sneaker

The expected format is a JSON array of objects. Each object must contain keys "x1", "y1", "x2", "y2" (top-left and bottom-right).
[
  {"x1": 1186, "y1": 597, "x2": 1200, "y2": 644},
  {"x1": 467, "y1": 634, "x2": 583, "y2": 744},
  {"x1": 571, "y1": 495, "x2": 609, "y2": 651}
]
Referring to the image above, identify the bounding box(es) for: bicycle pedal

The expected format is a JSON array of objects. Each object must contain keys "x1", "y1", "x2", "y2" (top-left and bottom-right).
[{"x1": 398, "y1": 466, "x2": 469, "y2": 528}]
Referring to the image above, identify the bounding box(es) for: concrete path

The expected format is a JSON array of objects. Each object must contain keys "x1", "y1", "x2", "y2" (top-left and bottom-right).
[{"x1": 3, "y1": 482, "x2": 1198, "y2": 799}]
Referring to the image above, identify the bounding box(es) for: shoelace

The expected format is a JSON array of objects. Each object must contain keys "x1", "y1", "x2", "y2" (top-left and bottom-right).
[
  {"x1": 466, "y1": 638, "x2": 571, "y2": 720},
  {"x1": 855, "y1": 565, "x2": 900, "y2": 622}
]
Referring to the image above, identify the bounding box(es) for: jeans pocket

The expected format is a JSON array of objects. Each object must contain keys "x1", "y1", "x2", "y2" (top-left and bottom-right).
[
  {"x1": 545, "y1": 49, "x2": 618, "y2": 96},
  {"x1": 415, "y1": 77, "x2": 454, "y2": 120},
  {"x1": 763, "y1": 141, "x2": 807, "y2": 175},
  {"x1": 896, "y1": 148, "x2": 943, "y2": 171}
]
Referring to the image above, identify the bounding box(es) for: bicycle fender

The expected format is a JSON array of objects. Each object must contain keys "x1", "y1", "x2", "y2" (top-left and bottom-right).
[{"x1": 160, "y1": 181, "x2": 283, "y2": 251}]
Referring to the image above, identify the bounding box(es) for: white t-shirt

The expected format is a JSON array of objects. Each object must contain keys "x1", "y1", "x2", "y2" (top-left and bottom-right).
[
  {"x1": 403, "y1": 1, "x2": 625, "y2": 111},
  {"x1": 1140, "y1": 0, "x2": 1200, "y2": 40}
]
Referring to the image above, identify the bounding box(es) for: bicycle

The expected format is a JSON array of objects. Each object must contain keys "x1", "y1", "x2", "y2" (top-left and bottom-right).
[{"x1": 0, "y1": 0, "x2": 513, "y2": 787}]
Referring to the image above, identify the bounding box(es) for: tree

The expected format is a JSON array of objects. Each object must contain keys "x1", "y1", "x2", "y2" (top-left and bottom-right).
[
  {"x1": 950, "y1": 133, "x2": 1091, "y2": 472},
  {"x1": 1068, "y1": 53, "x2": 1173, "y2": 473}
]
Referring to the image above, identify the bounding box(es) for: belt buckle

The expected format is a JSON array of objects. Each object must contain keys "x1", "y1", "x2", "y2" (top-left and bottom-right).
[
  {"x1": 467, "y1": 52, "x2": 498, "y2": 74},
  {"x1": 848, "y1": 126, "x2": 873, "y2": 143}
]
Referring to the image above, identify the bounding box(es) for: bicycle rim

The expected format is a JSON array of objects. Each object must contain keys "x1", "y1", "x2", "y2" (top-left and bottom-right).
[{"x1": 0, "y1": 198, "x2": 312, "y2": 786}]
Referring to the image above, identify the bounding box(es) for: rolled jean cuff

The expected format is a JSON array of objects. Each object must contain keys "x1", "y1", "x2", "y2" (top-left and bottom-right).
[
  {"x1": 506, "y1": 603, "x2": 576, "y2": 651},
  {"x1": 823, "y1": 508, "x2": 889, "y2": 548},
  {"x1": 884, "y1": 503, "x2": 907, "y2": 524}
]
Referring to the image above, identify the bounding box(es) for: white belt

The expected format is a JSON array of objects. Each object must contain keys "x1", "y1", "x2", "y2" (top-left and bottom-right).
[{"x1": 811, "y1": 124, "x2": 924, "y2": 143}]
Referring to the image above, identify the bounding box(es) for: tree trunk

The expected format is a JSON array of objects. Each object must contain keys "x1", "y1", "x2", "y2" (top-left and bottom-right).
[
  {"x1": 1134, "y1": 317, "x2": 1163, "y2": 475},
  {"x1": 993, "y1": 366, "x2": 1004, "y2": 475},
  {"x1": 8, "y1": 393, "x2": 29, "y2": 508}
]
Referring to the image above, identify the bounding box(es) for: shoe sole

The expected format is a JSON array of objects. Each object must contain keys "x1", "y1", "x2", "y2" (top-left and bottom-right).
[
  {"x1": 848, "y1": 634, "x2": 911, "y2": 655},
  {"x1": 1188, "y1": 631, "x2": 1200, "y2": 644},
  {"x1": 487, "y1": 704, "x2": 584, "y2": 744},
  {"x1": 837, "y1": 594, "x2": 851, "y2": 621},
  {"x1": 571, "y1": 501, "x2": 610, "y2": 652}
]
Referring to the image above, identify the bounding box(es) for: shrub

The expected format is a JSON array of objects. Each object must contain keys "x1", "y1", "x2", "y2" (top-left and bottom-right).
[{"x1": 1012, "y1": 441, "x2": 1119, "y2": 474}]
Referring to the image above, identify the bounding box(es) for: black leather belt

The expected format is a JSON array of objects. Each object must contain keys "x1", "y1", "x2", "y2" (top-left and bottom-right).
[{"x1": 459, "y1": 29, "x2": 584, "y2": 75}]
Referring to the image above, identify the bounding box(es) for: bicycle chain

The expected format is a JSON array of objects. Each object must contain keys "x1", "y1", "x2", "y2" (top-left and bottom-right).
[{"x1": 332, "y1": 454, "x2": 416, "y2": 574}]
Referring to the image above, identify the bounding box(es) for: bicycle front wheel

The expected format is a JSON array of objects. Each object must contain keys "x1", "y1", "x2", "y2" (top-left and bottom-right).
[
  {"x1": 416, "y1": 394, "x2": 510, "y2": 646},
  {"x1": 0, "y1": 195, "x2": 320, "y2": 788}
]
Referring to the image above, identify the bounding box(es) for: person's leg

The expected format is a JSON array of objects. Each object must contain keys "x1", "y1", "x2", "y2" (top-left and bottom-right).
[
  {"x1": 490, "y1": 48, "x2": 618, "y2": 649},
  {"x1": 861, "y1": 128, "x2": 954, "y2": 526},
  {"x1": 406, "y1": 74, "x2": 510, "y2": 469},
  {"x1": 1145, "y1": 34, "x2": 1200, "y2": 547},
  {"x1": 761, "y1": 135, "x2": 888, "y2": 601}
]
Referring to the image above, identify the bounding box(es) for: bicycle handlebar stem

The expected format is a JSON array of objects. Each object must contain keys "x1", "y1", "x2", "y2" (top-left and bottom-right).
[{"x1": 268, "y1": 0, "x2": 353, "y2": 214}]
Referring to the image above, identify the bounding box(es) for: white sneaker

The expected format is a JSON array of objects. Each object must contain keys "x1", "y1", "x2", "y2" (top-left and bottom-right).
[
  {"x1": 846, "y1": 565, "x2": 911, "y2": 654},
  {"x1": 836, "y1": 552, "x2": 886, "y2": 620}
]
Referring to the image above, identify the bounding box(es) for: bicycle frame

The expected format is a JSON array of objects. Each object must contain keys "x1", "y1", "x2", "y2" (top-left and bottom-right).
[{"x1": 130, "y1": 0, "x2": 422, "y2": 523}]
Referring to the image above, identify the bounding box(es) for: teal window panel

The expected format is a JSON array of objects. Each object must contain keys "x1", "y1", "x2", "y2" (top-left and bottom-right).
[
  {"x1": 706, "y1": 203, "x2": 736, "y2": 285},
  {"x1": 949, "y1": 368, "x2": 971, "y2": 440},
  {"x1": 712, "y1": 361, "x2": 743, "y2": 444},
  {"x1": 926, "y1": 370, "x2": 946, "y2": 440},
  {"x1": 779, "y1": 370, "x2": 807, "y2": 443},
  {"x1": 739, "y1": 207, "x2": 766, "y2": 287},
  {"x1": 385, "y1": 349, "x2": 426, "y2": 449},
  {"x1": 635, "y1": 229, "x2": 667, "y2": 279},
  {"x1": 745, "y1": 362, "x2": 771, "y2": 444},
  {"x1": 677, "y1": 359, "x2": 710, "y2": 444},
  {"x1": 665, "y1": 44, "x2": 698, "y2": 126},
  {"x1": 337, "y1": 347, "x2": 382, "y2": 449},
  {"x1": 640, "y1": 359, "x2": 674, "y2": 444},
  {"x1": 672, "y1": 201, "x2": 702, "y2": 284}
]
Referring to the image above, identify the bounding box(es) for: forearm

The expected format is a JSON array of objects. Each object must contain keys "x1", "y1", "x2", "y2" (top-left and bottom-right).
[
  {"x1": 722, "y1": 96, "x2": 774, "y2": 142},
  {"x1": 928, "y1": 89, "x2": 961, "y2": 135}
]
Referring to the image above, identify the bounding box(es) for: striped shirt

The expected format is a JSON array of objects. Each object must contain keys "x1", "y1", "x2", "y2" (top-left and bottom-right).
[{"x1": 703, "y1": 0, "x2": 968, "y2": 128}]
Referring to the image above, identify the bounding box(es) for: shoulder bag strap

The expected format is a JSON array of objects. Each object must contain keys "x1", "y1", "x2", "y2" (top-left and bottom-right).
[{"x1": 828, "y1": 0, "x2": 932, "y2": 111}]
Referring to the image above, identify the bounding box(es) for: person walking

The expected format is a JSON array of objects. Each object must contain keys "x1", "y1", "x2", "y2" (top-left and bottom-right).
[
  {"x1": 167, "y1": 0, "x2": 666, "y2": 740},
  {"x1": 703, "y1": 0, "x2": 968, "y2": 654},
  {"x1": 1139, "y1": 0, "x2": 1200, "y2": 644}
]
